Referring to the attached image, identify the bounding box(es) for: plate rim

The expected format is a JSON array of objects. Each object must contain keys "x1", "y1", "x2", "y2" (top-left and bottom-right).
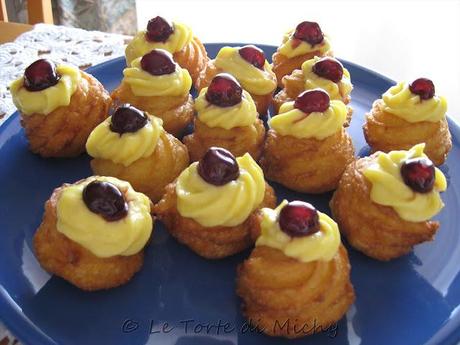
[{"x1": 1, "y1": 43, "x2": 460, "y2": 345}]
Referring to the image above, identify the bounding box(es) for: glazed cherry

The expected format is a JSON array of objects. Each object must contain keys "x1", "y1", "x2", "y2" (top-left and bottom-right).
[
  {"x1": 239, "y1": 45, "x2": 265, "y2": 70},
  {"x1": 82, "y1": 181, "x2": 128, "y2": 221},
  {"x1": 294, "y1": 89, "x2": 330, "y2": 114},
  {"x1": 205, "y1": 73, "x2": 243, "y2": 107},
  {"x1": 23, "y1": 59, "x2": 60, "y2": 91},
  {"x1": 312, "y1": 57, "x2": 344, "y2": 83},
  {"x1": 110, "y1": 104, "x2": 147, "y2": 134},
  {"x1": 146, "y1": 16, "x2": 174, "y2": 42},
  {"x1": 409, "y1": 78, "x2": 435, "y2": 100},
  {"x1": 400, "y1": 157, "x2": 435, "y2": 193},
  {"x1": 140, "y1": 49, "x2": 176, "y2": 76},
  {"x1": 293, "y1": 21, "x2": 324, "y2": 46},
  {"x1": 198, "y1": 147, "x2": 240, "y2": 186},
  {"x1": 279, "y1": 201, "x2": 320, "y2": 237}
]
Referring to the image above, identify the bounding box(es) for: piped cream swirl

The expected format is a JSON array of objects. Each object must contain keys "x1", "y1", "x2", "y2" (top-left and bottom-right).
[
  {"x1": 195, "y1": 87, "x2": 258, "y2": 129},
  {"x1": 278, "y1": 29, "x2": 331, "y2": 58},
  {"x1": 176, "y1": 153, "x2": 265, "y2": 227},
  {"x1": 382, "y1": 82, "x2": 447, "y2": 123},
  {"x1": 363, "y1": 143, "x2": 447, "y2": 222},
  {"x1": 269, "y1": 99, "x2": 347, "y2": 140},
  {"x1": 256, "y1": 200, "x2": 341, "y2": 262},
  {"x1": 56, "y1": 176, "x2": 153, "y2": 258}
]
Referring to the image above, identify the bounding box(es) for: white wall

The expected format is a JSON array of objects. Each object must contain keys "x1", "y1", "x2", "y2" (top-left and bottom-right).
[{"x1": 136, "y1": 0, "x2": 460, "y2": 120}]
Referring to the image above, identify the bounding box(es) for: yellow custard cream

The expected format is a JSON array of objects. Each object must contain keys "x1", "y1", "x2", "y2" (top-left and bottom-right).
[
  {"x1": 176, "y1": 153, "x2": 265, "y2": 227},
  {"x1": 125, "y1": 22, "x2": 193, "y2": 64},
  {"x1": 10, "y1": 64, "x2": 82, "y2": 115},
  {"x1": 56, "y1": 176, "x2": 153, "y2": 258},
  {"x1": 269, "y1": 99, "x2": 347, "y2": 140},
  {"x1": 278, "y1": 30, "x2": 331, "y2": 59},
  {"x1": 86, "y1": 115, "x2": 163, "y2": 167},
  {"x1": 195, "y1": 88, "x2": 258, "y2": 129},
  {"x1": 302, "y1": 57, "x2": 352, "y2": 100},
  {"x1": 363, "y1": 144, "x2": 446, "y2": 222},
  {"x1": 214, "y1": 47, "x2": 276, "y2": 95},
  {"x1": 123, "y1": 57, "x2": 192, "y2": 97},
  {"x1": 256, "y1": 200, "x2": 340, "y2": 262},
  {"x1": 382, "y1": 82, "x2": 447, "y2": 123}
]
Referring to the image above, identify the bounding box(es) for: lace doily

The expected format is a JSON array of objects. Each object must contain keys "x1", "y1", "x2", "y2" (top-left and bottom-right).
[
  {"x1": 0, "y1": 23, "x2": 132, "y2": 344},
  {"x1": 0, "y1": 23, "x2": 131, "y2": 125}
]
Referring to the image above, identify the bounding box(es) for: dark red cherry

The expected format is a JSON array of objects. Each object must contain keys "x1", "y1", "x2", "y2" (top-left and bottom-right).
[
  {"x1": 239, "y1": 45, "x2": 265, "y2": 70},
  {"x1": 279, "y1": 201, "x2": 320, "y2": 237},
  {"x1": 294, "y1": 89, "x2": 330, "y2": 114},
  {"x1": 293, "y1": 21, "x2": 324, "y2": 46},
  {"x1": 198, "y1": 147, "x2": 240, "y2": 186},
  {"x1": 409, "y1": 78, "x2": 435, "y2": 100},
  {"x1": 140, "y1": 49, "x2": 176, "y2": 76},
  {"x1": 205, "y1": 73, "x2": 243, "y2": 107},
  {"x1": 146, "y1": 16, "x2": 174, "y2": 42},
  {"x1": 23, "y1": 59, "x2": 60, "y2": 92},
  {"x1": 110, "y1": 104, "x2": 147, "y2": 134},
  {"x1": 400, "y1": 157, "x2": 435, "y2": 193},
  {"x1": 312, "y1": 57, "x2": 344, "y2": 83},
  {"x1": 82, "y1": 181, "x2": 128, "y2": 221}
]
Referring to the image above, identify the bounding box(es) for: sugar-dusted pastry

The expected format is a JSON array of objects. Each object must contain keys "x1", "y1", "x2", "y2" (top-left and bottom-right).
[
  {"x1": 10, "y1": 59, "x2": 111, "y2": 157},
  {"x1": 86, "y1": 104, "x2": 189, "y2": 202},
  {"x1": 196, "y1": 45, "x2": 277, "y2": 115},
  {"x1": 34, "y1": 176, "x2": 153, "y2": 291},
  {"x1": 111, "y1": 49, "x2": 194, "y2": 136},
  {"x1": 363, "y1": 78, "x2": 451, "y2": 165},
  {"x1": 273, "y1": 56, "x2": 353, "y2": 124},
  {"x1": 272, "y1": 21, "x2": 333, "y2": 86},
  {"x1": 183, "y1": 73, "x2": 265, "y2": 161},
  {"x1": 125, "y1": 16, "x2": 208, "y2": 85},
  {"x1": 330, "y1": 144, "x2": 447, "y2": 261},
  {"x1": 260, "y1": 89, "x2": 354, "y2": 193},
  {"x1": 154, "y1": 147, "x2": 276, "y2": 259},
  {"x1": 237, "y1": 200, "x2": 355, "y2": 338}
]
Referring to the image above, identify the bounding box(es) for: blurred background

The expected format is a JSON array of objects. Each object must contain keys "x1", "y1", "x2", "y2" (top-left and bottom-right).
[{"x1": 3, "y1": 0, "x2": 460, "y2": 118}]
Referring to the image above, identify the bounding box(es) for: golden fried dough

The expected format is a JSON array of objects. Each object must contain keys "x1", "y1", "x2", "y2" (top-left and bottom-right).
[
  {"x1": 34, "y1": 186, "x2": 145, "y2": 291},
  {"x1": 154, "y1": 182, "x2": 276, "y2": 259},
  {"x1": 363, "y1": 99, "x2": 452, "y2": 165},
  {"x1": 20, "y1": 71, "x2": 111, "y2": 157},
  {"x1": 260, "y1": 128, "x2": 355, "y2": 193},
  {"x1": 236, "y1": 245, "x2": 354, "y2": 338},
  {"x1": 183, "y1": 118, "x2": 265, "y2": 162},
  {"x1": 111, "y1": 83, "x2": 194, "y2": 137},
  {"x1": 173, "y1": 36, "x2": 209, "y2": 87},
  {"x1": 90, "y1": 131, "x2": 189, "y2": 202},
  {"x1": 272, "y1": 69, "x2": 352, "y2": 125},
  {"x1": 196, "y1": 60, "x2": 274, "y2": 115},
  {"x1": 330, "y1": 154, "x2": 440, "y2": 261},
  {"x1": 272, "y1": 50, "x2": 333, "y2": 87}
]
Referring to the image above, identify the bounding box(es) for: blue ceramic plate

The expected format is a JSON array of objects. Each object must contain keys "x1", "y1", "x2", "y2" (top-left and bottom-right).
[{"x1": 1, "y1": 44, "x2": 460, "y2": 345}]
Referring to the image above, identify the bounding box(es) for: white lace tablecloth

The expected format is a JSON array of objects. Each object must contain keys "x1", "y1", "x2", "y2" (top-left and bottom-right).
[
  {"x1": 0, "y1": 23, "x2": 131, "y2": 345},
  {"x1": 0, "y1": 23, "x2": 131, "y2": 126}
]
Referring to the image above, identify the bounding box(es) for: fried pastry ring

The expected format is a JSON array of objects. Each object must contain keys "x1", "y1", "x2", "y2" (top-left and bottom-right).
[
  {"x1": 196, "y1": 60, "x2": 274, "y2": 115},
  {"x1": 111, "y1": 83, "x2": 194, "y2": 137},
  {"x1": 236, "y1": 244, "x2": 354, "y2": 338},
  {"x1": 260, "y1": 128, "x2": 355, "y2": 193},
  {"x1": 34, "y1": 184, "x2": 148, "y2": 291},
  {"x1": 90, "y1": 131, "x2": 189, "y2": 202},
  {"x1": 363, "y1": 100, "x2": 452, "y2": 166},
  {"x1": 183, "y1": 118, "x2": 266, "y2": 162},
  {"x1": 20, "y1": 71, "x2": 111, "y2": 157},
  {"x1": 173, "y1": 36, "x2": 209, "y2": 87},
  {"x1": 330, "y1": 154, "x2": 440, "y2": 261},
  {"x1": 154, "y1": 182, "x2": 276, "y2": 259},
  {"x1": 272, "y1": 50, "x2": 333, "y2": 87},
  {"x1": 272, "y1": 69, "x2": 352, "y2": 125}
]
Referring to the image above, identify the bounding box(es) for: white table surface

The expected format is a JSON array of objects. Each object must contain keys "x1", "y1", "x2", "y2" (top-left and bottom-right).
[{"x1": 137, "y1": 0, "x2": 460, "y2": 121}]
